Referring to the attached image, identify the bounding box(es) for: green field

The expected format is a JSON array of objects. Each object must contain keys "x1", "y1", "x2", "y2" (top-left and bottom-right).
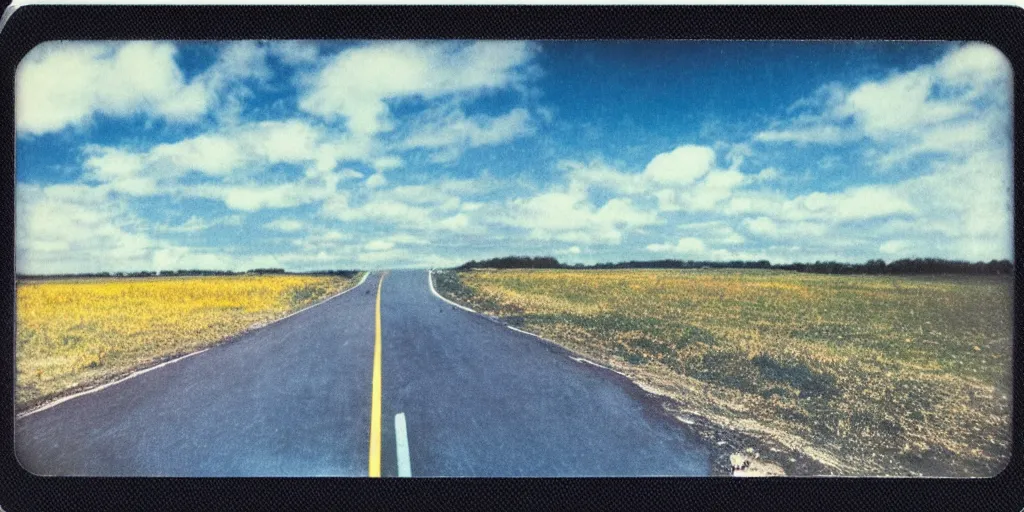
[{"x1": 433, "y1": 268, "x2": 1013, "y2": 476}]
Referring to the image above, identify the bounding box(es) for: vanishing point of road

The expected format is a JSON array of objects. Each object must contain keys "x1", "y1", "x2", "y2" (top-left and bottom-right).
[{"x1": 15, "y1": 270, "x2": 710, "y2": 477}]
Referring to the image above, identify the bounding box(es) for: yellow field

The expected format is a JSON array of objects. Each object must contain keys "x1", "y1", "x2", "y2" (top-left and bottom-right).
[
  {"x1": 433, "y1": 268, "x2": 1013, "y2": 476},
  {"x1": 16, "y1": 273, "x2": 363, "y2": 411}
]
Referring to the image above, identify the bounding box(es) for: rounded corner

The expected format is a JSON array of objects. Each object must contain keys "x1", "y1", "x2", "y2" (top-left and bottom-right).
[{"x1": 12, "y1": 439, "x2": 50, "y2": 478}]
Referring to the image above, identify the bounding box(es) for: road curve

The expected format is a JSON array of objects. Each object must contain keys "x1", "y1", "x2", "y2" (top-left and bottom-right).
[{"x1": 15, "y1": 270, "x2": 709, "y2": 477}]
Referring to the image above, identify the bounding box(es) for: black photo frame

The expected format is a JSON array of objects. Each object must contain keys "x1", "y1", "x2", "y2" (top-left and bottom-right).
[{"x1": 0, "y1": 5, "x2": 1021, "y2": 511}]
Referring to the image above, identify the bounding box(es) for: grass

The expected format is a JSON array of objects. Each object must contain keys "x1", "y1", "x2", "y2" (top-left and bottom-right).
[
  {"x1": 16, "y1": 273, "x2": 364, "y2": 411},
  {"x1": 433, "y1": 268, "x2": 1013, "y2": 476}
]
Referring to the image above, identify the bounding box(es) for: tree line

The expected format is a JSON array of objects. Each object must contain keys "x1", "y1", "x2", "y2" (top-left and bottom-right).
[
  {"x1": 17, "y1": 268, "x2": 361, "y2": 280},
  {"x1": 457, "y1": 256, "x2": 1014, "y2": 276}
]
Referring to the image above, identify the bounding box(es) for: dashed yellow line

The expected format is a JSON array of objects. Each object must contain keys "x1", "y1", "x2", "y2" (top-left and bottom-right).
[{"x1": 369, "y1": 272, "x2": 386, "y2": 477}]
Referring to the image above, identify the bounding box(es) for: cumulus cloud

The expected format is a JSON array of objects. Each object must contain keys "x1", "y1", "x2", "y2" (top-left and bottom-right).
[
  {"x1": 754, "y1": 125, "x2": 847, "y2": 144},
  {"x1": 81, "y1": 119, "x2": 371, "y2": 212},
  {"x1": 403, "y1": 107, "x2": 535, "y2": 162},
  {"x1": 372, "y1": 156, "x2": 403, "y2": 172},
  {"x1": 677, "y1": 221, "x2": 746, "y2": 246},
  {"x1": 298, "y1": 41, "x2": 538, "y2": 135},
  {"x1": 156, "y1": 214, "x2": 241, "y2": 233},
  {"x1": 84, "y1": 119, "x2": 328, "y2": 187},
  {"x1": 642, "y1": 145, "x2": 716, "y2": 185},
  {"x1": 268, "y1": 40, "x2": 320, "y2": 66},
  {"x1": 14, "y1": 41, "x2": 1014, "y2": 273},
  {"x1": 741, "y1": 216, "x2": 828, "y2": 239},
  {"x1": 16, "y1": 41, "x2": 270, "y2": 136},
  {"x1": 501, "y1": 189, "x2": 658, "y2": 245},
  {"x1": 265, "y1": 218, "x2": 304, "y2": 232},
  {"x1": 365, "y1": 173, "x2": 388, "y2": 189},
  {"x1": 646, "y1": 237, "x2": 706, "y2": 255},
  {"x1": 879, "y1": 239, "x2": 912, "y2": 256},
  {"x1": 557, "y1": 145, "x2": 750, "y2": 215},
  {"x1": 754, "y1": 42, "x2": 1011, "y2": 164},
  {"x1": 15, "y1": 183, "x2": 238, "y2": 273}
]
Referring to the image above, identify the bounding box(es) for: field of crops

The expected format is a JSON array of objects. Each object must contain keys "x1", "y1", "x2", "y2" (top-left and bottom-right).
[
  {"x1": 433, "y1": 268, "x2": 1013, "y2": 476},
  {"x1": 16, "y1": 273, "x2": 363, "y2": 411}
]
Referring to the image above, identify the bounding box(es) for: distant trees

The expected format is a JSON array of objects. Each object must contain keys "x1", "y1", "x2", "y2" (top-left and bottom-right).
[
  {"x1": 15, "y1": 268, "x2": 363, "y2": 280},
  {"x1": 306, "y1": 270, "x2": 360, "y2": 279},
  {"x1": 14, "y1": 257, "x2": 1015, "y2": 281},
  {"x1": 453, "y1": 256, "x2": 1014, "y2": 276},
  {"x1": 459, "y1": 256, "x2": 562, "y2": 270},
  {"x1": 775, "y1": 258, "x2": 1014, "y2": 275},
  {"x1": 159, "y1": 270, "x2": 236, "y2": 277},
  {"x1": 245, "y1": 268, "x2": 286, "y2": 275},
  {"x1": 589, "y1": 259, "x2": 772, "y2": 270}
]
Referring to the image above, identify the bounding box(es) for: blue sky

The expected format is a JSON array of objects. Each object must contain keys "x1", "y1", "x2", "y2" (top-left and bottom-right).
[{"x1": 14, "y1": 40, "x2": 1013, "y2": 272}]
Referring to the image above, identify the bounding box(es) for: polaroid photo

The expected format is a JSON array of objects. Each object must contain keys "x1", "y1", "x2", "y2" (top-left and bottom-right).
[{"x1": 0, "y1": 3, "x2": 1021, "y2": 510}]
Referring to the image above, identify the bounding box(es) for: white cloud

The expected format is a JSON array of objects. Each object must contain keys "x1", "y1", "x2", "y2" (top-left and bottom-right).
[
  {"x1": 325, "y1": 197, "x2": 432, "y2": 226},
  {"x1": 82, "y1": 120, "x2": 371, "y2": 212},
  {"x1": 17, "y1": 42, "x2": 192, "y2": 135},
  {"x1": 741, "y1": 216, "x2": 828, "y2": 239},
  {"x1": 754, "y1": 125, "x2": 848, "y2": 144},
  {"x1": 361, "y1": 233, "x2": 431, "y2": 254},
  {"x1": 501, "y1": 189, "x2": 658, "y2": 245},
  {"x1": 265, "y1": 218, "x2": 304, "y2": 232},
  {"x1": 753, "y1": 42, "x2": 1012, "y2": 170},
  {"x1": 647, "y1": 236, "x2": 707, "y2": 255},
  {"x1": 15, "y1": 41, "x2": 1013, "y2": 273},
  {"x1": 372, "y1": 156, "x2": 403, "y2": 172},
  {"x1": 654, "y1": 169, "x2": 747, "y2": 213},
  {"x1": 786, "y1": 185, "x2": 916, "y2": 222},
  {"x1": 268, "y1": 41, "x2": 320, "y2": 66},
  {"x1": 156, "y1": 214, "x2": 243, "y2": 234},
  {"x1": 756, "y1": 167, "x2": 781, "y2": 182},
  {"x1": 879, "y1": 240, "x2": 912, "y2": 256},
  {"x1": 15, "y1": 183, "x2": 240, "y2": 274},
  {"x1": 742, "y1": 216, "x2": 778, "y2": 237},
  {"x1": 17, "y1": 41, "x2": 271, "y2": 136},
  {"x1": 558, "y1": 160, "x2": 648, "y2": 196},
  {"x1": 678, "y1": 220, "x2": 746, "y2": 245},
  {"x1": 645, "y1": 234, "x2": 777, "y2": 262},
  {"x1": 642, "y1": 145, "x2": 716, "y2": 185},
  {"x1": 387, "y1": 234, "x2": 429, "y2": 245},
  {"x1": 437, "y1": 213, "x2": 473, "y2": 232},
  {"x1": 209, "y1": 182, "x2": 341, "y2": 212},
  {"x1": 298, "y1": 41, "x2": 537, "y2": 135},
  {"x1": 160, "y1": 216, "x2": 212, "y2": 233},
  {"x1": 290, "y1": 230, "x2": 350, "y2": 253},
  {"x1": 560, "y1": 146, "x2": 749, "y2": 215},
  {"x1": 403, "y1": 107, "x2": 535, "y2": 162},
  {"x1": 365, "y1": 173, "x2": 388, "y2": 189},
  {"x1": 83, "y1": 119, "x2": 333, "y2": 193},
  {"x1": 726, "y1": 184, "x2": 915, "y2": 223},
  {"x1": 364, "y1": 240, "x2": 395, "y2": 251}
]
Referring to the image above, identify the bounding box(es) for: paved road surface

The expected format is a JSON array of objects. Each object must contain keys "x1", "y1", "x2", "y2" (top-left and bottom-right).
[{"x1": 16, "y1": 270, "x2": 709, "y2": 477}]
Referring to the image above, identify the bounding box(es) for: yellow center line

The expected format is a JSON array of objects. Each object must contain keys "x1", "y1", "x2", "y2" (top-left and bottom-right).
[{"x1": 369, "y1": 271, "x2": 386, "y2": 477}]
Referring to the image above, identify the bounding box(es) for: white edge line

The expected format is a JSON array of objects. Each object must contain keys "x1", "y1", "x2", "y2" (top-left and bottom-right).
[
  {"x1": 395, "y1": 412, "x2": 411, "y2": 477},
  {"x1": 16, "y1": 348, "x2": 210, "y2": 419},
  {"x1": 568, "y1": 355, "x2": 628, "y2": 378},
  {"x1": 509, "y1": 327, "x2": 629, "y2": 377},
  {"x1": 17, "y1": 271, "x2": 372, "y2": 420},
  {"x1": 269, "y1": 270, "x2": 370, "y2": 325},
  {"x1": 428, "y1": 270, "x2": 631, "y2": 379},
  {"x1": 427, "y1": 269, "x2": 478, "y2": 314}
]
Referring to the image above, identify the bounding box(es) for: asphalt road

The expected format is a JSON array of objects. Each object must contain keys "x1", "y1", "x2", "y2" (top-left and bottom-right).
[{"x1": 15, "y1": 270, "x2": 709, "y2": 477}]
